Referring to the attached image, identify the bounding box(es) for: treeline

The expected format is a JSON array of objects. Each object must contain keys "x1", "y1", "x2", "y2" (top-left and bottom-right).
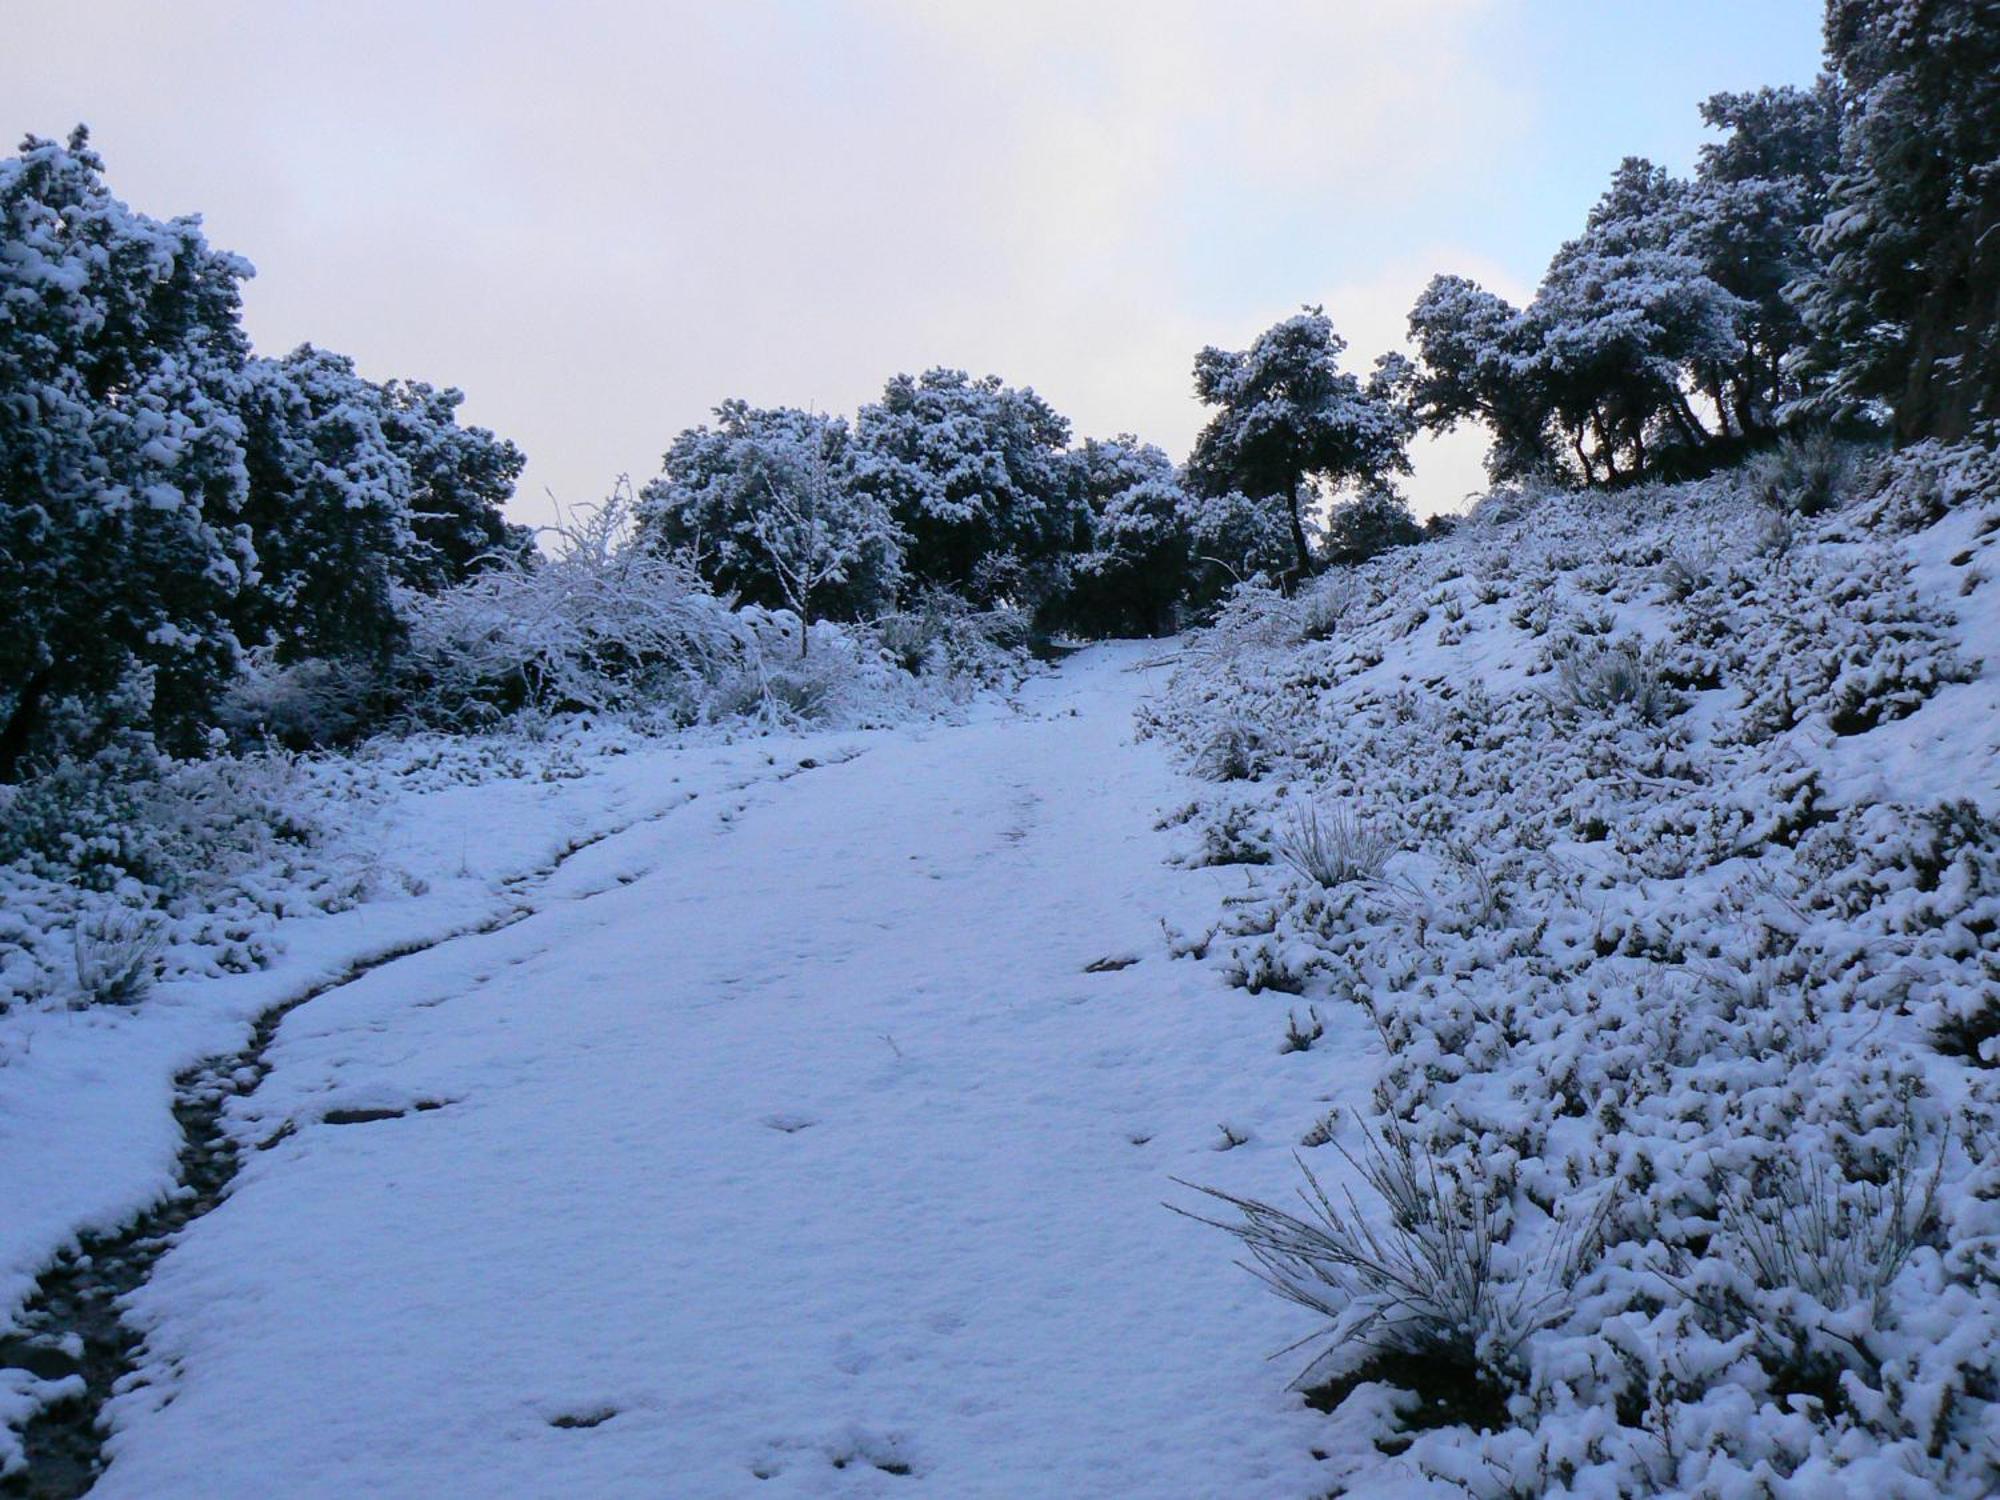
[
  {"x1": 3, "y1": 1, "x2": 1995, "y2": 779},
  {"x1": 0, "y1": 130, "x2": 531, "y2": 779},
  {"x1": 1409, "y1": 2, "x2": 2000, "y2": 483}
]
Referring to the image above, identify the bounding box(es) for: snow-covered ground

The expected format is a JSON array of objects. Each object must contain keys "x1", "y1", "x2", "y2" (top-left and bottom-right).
[
  {"x1": 17, "y1": 644, "x2": 1379, "y2": 1498},
  {"x1": 6, "y1": 448, "x2": 1997, "y2": 1498}
]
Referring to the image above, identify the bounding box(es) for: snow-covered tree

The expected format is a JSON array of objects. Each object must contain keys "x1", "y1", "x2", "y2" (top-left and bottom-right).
[
  {"x1": 0, "y1": 128, "x2": 255, "y2": 777},
  {"x1": 1185, "y1": 307, "x2": 1413, "y2": 578},
  {"x1": 745, "y1": 413, "x2": 902, "y2": 654},
  {"x1": 378, "y1": 379, "x2": 530, "y2": 591},
  {"x1": 1406, "y1": 275, "x2": 1560, "y2": 483},
  {"x1": 235, "y1": 345, "x2": 414, "y2": 668},
  {"x1": 1809, "y1": 0, "x2": 2000, "y2": 441},
  {"x1": 1321, "y1": 490, "x2": 1424, "y2": 567},
  {"x1": 852, "y1": 368, "x2": 1083, "y2": 606},
  {"x1": 638, "y1": 401, "x2": 900, "y2": 624},
  {"x1": 1060, "y1": 436, "x2": 1190, "y2": 637}
]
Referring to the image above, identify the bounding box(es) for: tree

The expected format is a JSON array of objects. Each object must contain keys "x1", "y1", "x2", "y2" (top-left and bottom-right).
[
  {"x1": 1407, "y1": 275, "x2": 1560, "y2": 483},
  {"x1": 1809, "y1": 0, "x2": 2000, "y2": 441},
  {"x1": 638, "y1": 401, "x2": 900, "y2": 624},
  {"x1": 1059, "y1": 436, "x2": 1190, "y2": 637},
  {"x1": 745, "y1": 413, "x2": 900, "y2": 655},
  {"x1": 1532, "y1": 159, "x2": 1749, "y2": 480},
  {"x1": 379, "y1": 379, "x2": 530, "y2": 591},
  {"x1": 235, "y1": 345, "x2": 413, "y2": 668},
  {"x1": 1410, "y1": 160, "x2": 1752, "y2": 486},
  {"x1": 1186, "y1": 307, "x2": 1412, "y2": 578},
  {"x1": 0, "y1": 129, "x2": 254, "y2": 778},
  {"x1": 852, "y1": 368, "x2": 1082, "y2": 606},
  {"x1": 1682, "y1": 85, "x2": 1842, "y2": 437},
  {"x1": 1321, "y1": 490, "x2": 1424, "y2": 567}
]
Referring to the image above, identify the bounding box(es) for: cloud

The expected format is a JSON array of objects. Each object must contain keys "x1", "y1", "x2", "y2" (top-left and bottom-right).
[{"x1": 9, "y1": 0, "x2": 1528, "y2": 521}]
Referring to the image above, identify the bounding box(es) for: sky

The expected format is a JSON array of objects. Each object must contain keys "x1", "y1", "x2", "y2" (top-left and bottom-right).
[{"x1": 7, "y1": 1, "x2": 1827, "y2": 525}]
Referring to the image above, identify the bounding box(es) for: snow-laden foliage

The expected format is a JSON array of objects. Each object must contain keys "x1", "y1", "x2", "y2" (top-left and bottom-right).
[
  {"x1": 1809, "y1": 1, "x2": 2000, "y2": 443},
  {"x1": 0, "y1": 131, "x2": 535, "y2": 777},
  {"x1": 637, "y1": 401, "x2": 901, "y2": 625},
  {"x1": 1410, "y1": 90, "x2": 1843, "y2": 487},
  {"x1": 0, "y1": 127, "x2": 255, "y2": 774},
  {"x1": 1151, "y1": 444, "x2": 2000, "y2": 1495},
  {"x1": 1186, "y1": 306, "x2": 1414, "y2": 580},
  {"x1": 853, "y1": 367, "x2": 1084, "y2": 609}
]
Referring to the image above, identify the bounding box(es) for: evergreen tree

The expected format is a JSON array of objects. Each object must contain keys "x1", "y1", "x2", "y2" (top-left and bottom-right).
[
  {"x1": 638, "y1": 401, "x2": 900, "y2": 623},
  {"x1": 235, "y1": 346, "x2": 414, "y2": 668},
  {"x1": 1186, "y1": 307, "x2": 1412, "y2": 578},
  {"x1": 1060, "y1": 437, "x2": 1189, "y2": 637},
  {"x1": 852, "y1": 369, "x2": 1082, "y2": 606},
  {"x1": 1811, "y1": 0, "x2": 2000, "y2": 441},
  {"x1": 379, "y1": 379, "x2": 531, "y2": 591},
  {"x1": 0, "y1": 129, "x2": 254, "y2": 777}
]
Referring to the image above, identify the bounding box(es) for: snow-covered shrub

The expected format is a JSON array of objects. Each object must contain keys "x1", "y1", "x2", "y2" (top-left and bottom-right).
[
  {"x1": 1275, "y1": 802, "x2": 1394, "y2": 887},
  {"x1": 1550, "y1": 636, "x2": 1679, "y2": 724},
  {"x1": 1749, "y1": 431, "x2": 1864, "y2": 518},
  {"x1": 1193, "y1": 717, "x2": 1271, "y2": 782},
  {"x1": 218, "y1": 654, "x2": 386, "y2": 749},
  {"x1": 1850, "y1": 434, "x2": 2000, "y2": 536},
  {"x1": 70, "y1": 905, "x2": 163, "y2": 1006},
  {"x1": 1178, "y1": 1123, "x2": 1602, "y2": 1397},
  {"x1": 1297, "y1": 570, "x2": 1360, "y2": 641},
  {"x1": 396, "y1": 489, "x2": 752, "y2": 728},
  {"x1": 871, "y1": 595, "x2": 1031, "y2": 695}
]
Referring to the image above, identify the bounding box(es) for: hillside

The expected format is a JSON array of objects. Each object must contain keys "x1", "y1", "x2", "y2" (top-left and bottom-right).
[{"x1": 1142, "y1": 441, "x2": 2000, "y2": 1495}]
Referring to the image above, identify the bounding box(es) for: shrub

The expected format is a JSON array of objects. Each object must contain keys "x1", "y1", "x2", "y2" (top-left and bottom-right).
[
  {"x1": 1193, "y1": 718, "x2": 1272, "y2": 781},
  {"x1": 1750, "y1": 431, "x2": 1859, "y2": 518},
  {"x1": 1175, "y1": 1120, "x2": 1602, "y2": 1389},
  {"x1": 396, "y1": 487, "x2": 751, "y2": 728},
  {"x1": 1551, "y1": 637, "x2": 1679, "y2": 724},
  {"x1": 71, "y1": 905, "x2": 163, "y2": 1006},
  {"x1": 1274, "y1": 801, "x2": 1394, "y2": 886}
]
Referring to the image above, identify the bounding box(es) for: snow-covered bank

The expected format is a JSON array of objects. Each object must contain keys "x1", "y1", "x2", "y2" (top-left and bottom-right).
[
  {"x1": 0, "y1": 726, "x2": 888, "y2": 1478},
  {"x1": 1144, "y1": 454, "x2": 2000, "y2": 1496}
]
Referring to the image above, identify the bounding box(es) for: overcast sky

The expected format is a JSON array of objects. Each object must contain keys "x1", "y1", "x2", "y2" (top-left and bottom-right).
[{"x1": 10, "y1": 1, "x2": 1825, "y2": 524}]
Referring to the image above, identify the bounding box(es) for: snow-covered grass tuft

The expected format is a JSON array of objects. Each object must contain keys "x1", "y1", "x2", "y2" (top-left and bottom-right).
[
  {"x1": 1192, "y1": 717, "x2": 1271, "y2": 782},
  {"x1": 1176, "y1": 1120, "x2": 1603, "y2": 1391},
  {"x1": 1550, "y1": 636, "x2": 1679, "y2": 724},
  {"x1": 70, "y1": 905, "x2": 164, "y2": 1006},
  {"x1": 1274, "y1": 801, "x2": 1393, "y2": 887}
]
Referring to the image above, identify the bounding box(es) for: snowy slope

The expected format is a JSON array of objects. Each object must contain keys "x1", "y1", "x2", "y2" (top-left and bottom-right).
[{"x1": 1140, "y1": 452, "x2": 2000, "y2": 1497}]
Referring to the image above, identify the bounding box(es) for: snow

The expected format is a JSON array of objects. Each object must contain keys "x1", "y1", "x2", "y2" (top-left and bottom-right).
[
  {"x1": 4, "y1": 447, "x2": 1997, "y2": 1496},
  {"x1": 8, "y1": 646, "x2": 1360, "y2": 1497}
]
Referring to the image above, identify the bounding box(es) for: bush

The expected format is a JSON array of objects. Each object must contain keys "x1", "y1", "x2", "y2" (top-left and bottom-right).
[
  {"x1": 395, "y1": 488, "x2": 752, "y2": 728},
  {"x1": 1274, "y1": 801, "x2": 1393, "y2": 886},
  {"x1": 1550, "y1": 636, "x2": 1679, "y2": 724},
  {"x1": 1193, "y1": 718, "x2": 1272, "y2": 782},
  {"x1": 1750, "y1": 431, "x2": 1860, "y2": 517},
  {"x1": 1175, "y1": 1120, "x2": 1602, "y2": 1390},
  {"x1": 70, "y1": 905, "x2": 163, "y2": 1006}
]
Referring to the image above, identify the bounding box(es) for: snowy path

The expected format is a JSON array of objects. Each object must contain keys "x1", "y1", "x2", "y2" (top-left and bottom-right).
[{"x1": 90, "y1": 645, "x2": 1351, "y2": 1499}]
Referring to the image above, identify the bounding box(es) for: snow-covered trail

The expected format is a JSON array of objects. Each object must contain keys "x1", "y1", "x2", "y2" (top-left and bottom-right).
[{"x1": 91, "y1": 644, "x2": 1347, "y2": 1499}]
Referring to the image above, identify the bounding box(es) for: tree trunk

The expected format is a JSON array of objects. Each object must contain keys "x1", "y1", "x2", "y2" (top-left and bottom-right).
[
  {"x1": 1571, "y1": 429, "x2": 1595, "y2": 486},
  {"x1": 0, "y1": 667, "x2": 54, "y2": 784},
  {"x1": 1287, "y1": 472, "x2": 1314, "y2": 580}
]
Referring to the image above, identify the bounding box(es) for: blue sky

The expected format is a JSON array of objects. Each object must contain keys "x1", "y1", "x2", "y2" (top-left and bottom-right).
[{"x1": 7, "y1": 2, "x2": 1827, "y2": 521}]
